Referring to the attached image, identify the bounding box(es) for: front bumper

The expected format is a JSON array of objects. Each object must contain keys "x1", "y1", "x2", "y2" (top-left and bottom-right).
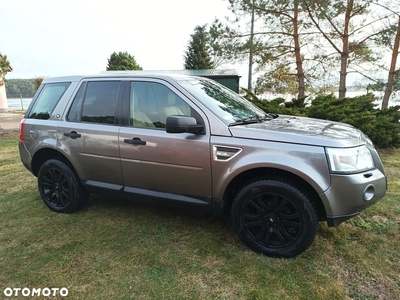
[{"x1": 320, "y1": 168, "x2": 387, "y2": 227}]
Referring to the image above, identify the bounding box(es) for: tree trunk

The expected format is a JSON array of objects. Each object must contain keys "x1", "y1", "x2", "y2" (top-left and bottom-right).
[
  {"x1": 293, "y1": 1, "x2": 306, "y2": 99},
  {"x1": 248, "y1": 1, "x2": 255, "y2": 91},
  {"x1": 339, "y1": 0, "x2": 353, "y2": 99},
  {"x1": 382, "y1": 16, "x2": 400, "y2": 109}
]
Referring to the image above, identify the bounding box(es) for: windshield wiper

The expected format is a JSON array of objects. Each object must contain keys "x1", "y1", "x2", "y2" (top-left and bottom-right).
[
  {"x1": 262, "y1": 113, "x2": 279, "y2": 120},
  {"x1": 229, "y1": 113, "x2": 279, "y2": 127},
  {"x1": 229, "y1": 117, "x2": 260, "y2": 126}
]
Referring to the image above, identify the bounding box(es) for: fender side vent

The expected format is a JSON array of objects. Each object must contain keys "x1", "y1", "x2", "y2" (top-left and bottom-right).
[{"x1": 213, "y1": 145, "x2": 242, "y2": 161}]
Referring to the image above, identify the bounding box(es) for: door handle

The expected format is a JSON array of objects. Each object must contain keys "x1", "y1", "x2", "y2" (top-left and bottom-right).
[
  {"x1": 64, "y1": 131, "x2": 81, "y2": 139},
  {"x1": 124, "y1": 137, "x2": 146, "y2": 146}
]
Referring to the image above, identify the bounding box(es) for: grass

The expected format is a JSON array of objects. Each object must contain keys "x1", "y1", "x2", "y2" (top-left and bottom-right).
[{"x1": 1, "y1": 131, "x2": 399, "y2": 299}]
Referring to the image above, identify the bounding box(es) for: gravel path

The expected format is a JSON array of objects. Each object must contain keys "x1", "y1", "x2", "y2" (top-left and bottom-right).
[{"x1": 0, "y1": 112, "x2": 24, "y2": 133}]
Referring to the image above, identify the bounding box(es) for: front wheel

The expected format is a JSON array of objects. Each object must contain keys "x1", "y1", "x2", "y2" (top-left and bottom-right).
[
  {"x1": 38, "y1": 159, "x2": 89, "y2": 213},
  {"x1": 231, "y1": 179, "x2": 318, "y2": 258}
]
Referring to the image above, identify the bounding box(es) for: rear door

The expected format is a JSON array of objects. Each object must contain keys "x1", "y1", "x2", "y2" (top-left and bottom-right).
[
  {"x1": 118, "y1": 79, "x2": 212, "y2": 207},
  {"x1": 57, "y1": 80, "x2": 124, "y2": 191}
]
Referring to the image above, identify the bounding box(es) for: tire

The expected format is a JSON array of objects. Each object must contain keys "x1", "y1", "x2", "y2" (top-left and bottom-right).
[
  {"x1": 231, "y1": 179, "x2": 318, "y2": 258},
  {"x1": 38, "y1": 159, "x2": 89, "y2": 213}
]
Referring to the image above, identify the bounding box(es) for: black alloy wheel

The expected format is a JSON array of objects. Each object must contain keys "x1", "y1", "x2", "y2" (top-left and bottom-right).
[
  {"x1": 38, "y1": 159, "x2": 88, "y2": 213},
  {"x1": 232, "y1": 179, "x2": 318, "y2": 258}
]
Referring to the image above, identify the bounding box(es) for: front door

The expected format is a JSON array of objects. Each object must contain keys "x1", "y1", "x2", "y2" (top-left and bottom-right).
[{"x1": 119, "y1": 80, "x2": 212, "y2": 205}]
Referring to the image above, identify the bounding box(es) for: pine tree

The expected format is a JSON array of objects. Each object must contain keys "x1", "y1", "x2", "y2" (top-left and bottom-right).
[
  {"x1": 184, "y1": 26, "x2": 214, "y2": 69},
  {"x1": 0, "y1": 53, "x2": 11, "y2": 86},
  {"x1": 106, "y1": 51, "x2": 143, "y2": 71}
]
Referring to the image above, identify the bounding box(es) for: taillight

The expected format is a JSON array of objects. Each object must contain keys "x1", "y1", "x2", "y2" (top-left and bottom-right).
[{"x1": 19, "y1": 118, "x2": 26, "y2": 141}]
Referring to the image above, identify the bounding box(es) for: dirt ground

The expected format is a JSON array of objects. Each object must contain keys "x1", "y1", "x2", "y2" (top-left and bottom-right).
[{"x1": 0, "y1": 111, "x2": 25, "y2": 135}]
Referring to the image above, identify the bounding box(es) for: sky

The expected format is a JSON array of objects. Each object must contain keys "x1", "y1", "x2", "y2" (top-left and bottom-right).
[{"x1": 2, "y1": 0, "x2": 246, "y2": 80}]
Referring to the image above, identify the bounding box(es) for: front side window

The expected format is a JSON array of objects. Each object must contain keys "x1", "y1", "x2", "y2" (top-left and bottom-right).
[
  {"x1": 28, "y1": 82, "x2": 71, "y2": 119},
  {"x1": 178, "y1": 79, "x2": 265, "y2": 125},
  {"x1": 130, "y1": 82, "x2": 191, "y2": 128},
  {"x1": 69, "y1": 81, "x2": 120, "y2": 124}
]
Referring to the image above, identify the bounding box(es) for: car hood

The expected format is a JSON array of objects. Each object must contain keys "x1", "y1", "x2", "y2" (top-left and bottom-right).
[{"x1": 229, "y1": 115, "x2": 373, "y2": 148}]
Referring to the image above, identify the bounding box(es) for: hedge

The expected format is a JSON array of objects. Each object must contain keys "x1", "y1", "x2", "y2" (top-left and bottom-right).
[{"x1": 244, "y1": 91, "x2": 400, "y2": 148}]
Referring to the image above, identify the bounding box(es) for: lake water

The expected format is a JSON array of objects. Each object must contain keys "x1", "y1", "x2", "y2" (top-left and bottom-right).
[{"x1": 7, "y1": 98, "x2": 32, "y2": 110}]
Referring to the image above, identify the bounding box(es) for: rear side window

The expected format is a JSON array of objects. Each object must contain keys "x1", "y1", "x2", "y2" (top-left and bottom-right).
[
  {"x1": 67, "y1": 83, "x2": 86, "y2": 122},
  {"x1": 67, "y1": 81, "x2": 120, "y2": 124},
  {"x1": 28, "y1": 82, "x2": 71, "y2": 119}
]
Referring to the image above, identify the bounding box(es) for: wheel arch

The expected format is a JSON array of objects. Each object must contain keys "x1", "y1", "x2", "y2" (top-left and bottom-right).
[
  {"x1": 222, "y1": 167, "x2": 327, "y2": 221},
  {"x1": 31, "y1": 148, "x2": 77, "y2": 178}
]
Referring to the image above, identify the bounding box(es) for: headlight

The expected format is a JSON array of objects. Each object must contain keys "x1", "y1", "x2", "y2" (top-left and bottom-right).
[{"x1": 326, "y1": 146, "x2": 374, "y2": 173}]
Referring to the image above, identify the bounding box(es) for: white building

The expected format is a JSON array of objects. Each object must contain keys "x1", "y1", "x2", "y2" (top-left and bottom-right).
[{"x1": 0, "y1": 52, "x2": 13, "y2": 113}]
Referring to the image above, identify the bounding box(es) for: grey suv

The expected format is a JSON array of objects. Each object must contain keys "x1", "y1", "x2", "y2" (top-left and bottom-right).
[{"x1": 19, "y1": 73, "x2": 387, "y2": 257}]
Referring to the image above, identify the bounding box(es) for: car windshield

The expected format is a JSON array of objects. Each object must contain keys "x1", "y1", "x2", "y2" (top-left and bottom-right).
[{"x1": 178, "y1": 78, "x2": 267, "y2": 125}]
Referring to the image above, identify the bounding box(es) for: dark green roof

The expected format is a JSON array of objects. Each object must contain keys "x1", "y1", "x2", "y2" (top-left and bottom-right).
[
  {"x1": 102, "y1": 69, "x2": 240, "y2": 77},
  {"x1": 101, "y1": 69, "x2": 241, "y2": 77},
  {"x1": 145, "y1": 69, "x2": 241, "y2": 77}
]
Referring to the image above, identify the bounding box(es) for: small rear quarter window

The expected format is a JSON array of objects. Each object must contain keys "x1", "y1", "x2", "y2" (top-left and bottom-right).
[{"x1": 28, "y1": 82, "x2": 71, "y2": 119}]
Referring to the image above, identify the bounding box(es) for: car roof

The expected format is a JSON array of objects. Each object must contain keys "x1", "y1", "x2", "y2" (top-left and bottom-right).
[{"x1": 42, "y1": 72, "x2": 200, "y2": 84}]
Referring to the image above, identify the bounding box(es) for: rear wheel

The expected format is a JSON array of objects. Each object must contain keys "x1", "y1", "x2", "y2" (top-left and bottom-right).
[
  {"x1": 231, "y1": 179, "x2": 318, "y2": 258},
  {"x1": 38, "y1": 159, "x2": 89, "y2": 213}
]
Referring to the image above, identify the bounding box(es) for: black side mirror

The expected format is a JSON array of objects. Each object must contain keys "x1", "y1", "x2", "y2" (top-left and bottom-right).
[{"x1": 166, "y1": 115, "x2": 203, "y2": 134}]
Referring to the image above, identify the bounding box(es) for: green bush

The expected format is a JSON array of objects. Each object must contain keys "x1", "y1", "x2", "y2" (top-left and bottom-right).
[
  {"x1": 243, "y1": 88, "x2": 308, "y2": 116},
  {"x1": 308, "y1": 94, "x2": 377, "y2": 139},
  {"x1": 244, "y1": 90, "x2": 400, "y2": 148},
  {"x1": 370, "y1": 107, "x2": 400, "y2": 148}
]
